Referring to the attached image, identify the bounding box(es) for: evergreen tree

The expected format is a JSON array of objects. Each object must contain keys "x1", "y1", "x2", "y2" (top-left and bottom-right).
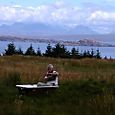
[
  {"x1": 91, "y1": 48, "x2": 95, "y2": 58},
  {"x1": 83, "y1": 50, "x2": 87, "y2": 58},
  {"x1": 44, "y1": 43, "x2": 53, "y2": 57},
  {"x1": 104, "y1": 56, "x2": 108, "y2": 60},
  {"x1": 5, "y1": 43, "x2": 16, "y2": 55},
  {"x1": 71, "y1": 47, "x2": 80, "y2": 58},
  {"x1": 16, "y1": 47, "x2": 23, "y2": 55},
  {"x1": 95, "y1": 49, "x2": 101, "y2": 59},
  {"x1": 52, "y1": 43, "x2": 68, "y2": 58},
  {"x1": 86, "y1": 50, "x2": 91, "y2": 58},
  {"x1": 37, "y1": 47, "x2": 41, "y2": 56},
  {"x1": 71, "y1": 47, "x2": 76, "y2": 57},
  {"x1": 25, "y1": 44, "x2": 36, "y2": 56}
]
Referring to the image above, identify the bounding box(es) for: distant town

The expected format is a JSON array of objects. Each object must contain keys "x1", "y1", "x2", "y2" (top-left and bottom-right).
[{"x1": 0, "y1": 36, "x2": 115, "y2": 47}]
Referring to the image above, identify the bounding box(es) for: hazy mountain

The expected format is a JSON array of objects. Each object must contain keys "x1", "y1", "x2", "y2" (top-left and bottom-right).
[
  {"x1": 68, "y1": 25, "x2": 96, "y2": 34},
  {"x1": 0, "y1": 22, "x2": 97, "y2": 36}
]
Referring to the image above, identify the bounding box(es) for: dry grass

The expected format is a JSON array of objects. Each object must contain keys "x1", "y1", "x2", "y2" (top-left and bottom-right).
[{"x1": 0, "y1": 56, "x2": 115, "y2": 84}]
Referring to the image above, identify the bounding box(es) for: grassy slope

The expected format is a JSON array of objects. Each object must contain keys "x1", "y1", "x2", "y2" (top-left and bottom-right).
[{"x1": 0, "y1": 56, "x2": 115, "y2": 115}]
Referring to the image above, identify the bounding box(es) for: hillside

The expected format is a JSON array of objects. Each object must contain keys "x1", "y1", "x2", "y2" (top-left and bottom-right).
[
  {"x1": 0, "y1": 36, "x2": 115, "y2": 47},
  {"x1": 0, "y1": 56, "x2": 115, "y2": 114}
]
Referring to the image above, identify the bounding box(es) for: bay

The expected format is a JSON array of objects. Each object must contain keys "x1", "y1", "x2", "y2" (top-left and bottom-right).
[{"x1": 0, "y1": 41, "x2": 115, "y2": 59}]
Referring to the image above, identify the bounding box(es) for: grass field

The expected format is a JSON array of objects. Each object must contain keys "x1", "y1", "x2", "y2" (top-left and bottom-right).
[{"x1": 0, "y1": 55, "x2": 115, "y2": 115}]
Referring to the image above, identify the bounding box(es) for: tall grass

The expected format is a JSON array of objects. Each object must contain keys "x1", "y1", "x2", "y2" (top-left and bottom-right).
[
  {"x1": 0, "y1": 56, "x2": 115, "y2": 82},
  {"x1": 0, "y1": 56, "x2": 115, "y2": 114}
]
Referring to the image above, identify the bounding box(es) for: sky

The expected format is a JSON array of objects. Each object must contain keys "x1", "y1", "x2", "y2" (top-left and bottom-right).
[
  {"x1": 0, "y1": 0, "x2": 115, "y2": 33},
  {"x1": 0, "y1": 0, "x2": 114, "y2": 6}
]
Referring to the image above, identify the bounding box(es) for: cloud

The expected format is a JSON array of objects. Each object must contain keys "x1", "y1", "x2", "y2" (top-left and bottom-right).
[
  {"x1": 0, "y1": 1, "x2": 115, "y2": 33},
  {"x1": 88, "y1": 11, "x2": 115, "y2": 23},
  {"x1": 0, "y1": 2, "x2": 83, "y2": 25}
]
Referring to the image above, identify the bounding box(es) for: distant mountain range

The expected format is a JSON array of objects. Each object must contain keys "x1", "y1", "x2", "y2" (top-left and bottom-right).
[
  {"x1": 0, "y1": 36, "x2": 114, "y2": 47},
  {"x1": 0, "y1": 22, "x2": 115, "y2": 46},
  {"x1": 0, "y1": 22, "x2": 97, "y2": 36}
]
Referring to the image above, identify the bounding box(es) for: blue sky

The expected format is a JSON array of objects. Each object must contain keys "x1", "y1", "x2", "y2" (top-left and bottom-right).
[
  {"x1": 0, "y1": 0, "x2": 114, "y2": 6},
  {"x1": 2, "y1": 0, "x2": 73, "y2": 6},
  {"x1": 0, "y1": 0, "x2": 115, "y2": 33},
  {"x1": 0, "y1": 0, "x2": 56, "y2": 6}
]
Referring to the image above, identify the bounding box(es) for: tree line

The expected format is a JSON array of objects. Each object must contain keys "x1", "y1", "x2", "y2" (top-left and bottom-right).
[{"x1": 4, "y1": 43, "x2": 101, "y2": 59}]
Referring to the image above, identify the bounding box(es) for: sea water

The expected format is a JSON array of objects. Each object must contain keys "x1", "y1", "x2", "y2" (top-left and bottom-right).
[{"x1": 0, "y1": 41, "x2": 115, "y2": 58}]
